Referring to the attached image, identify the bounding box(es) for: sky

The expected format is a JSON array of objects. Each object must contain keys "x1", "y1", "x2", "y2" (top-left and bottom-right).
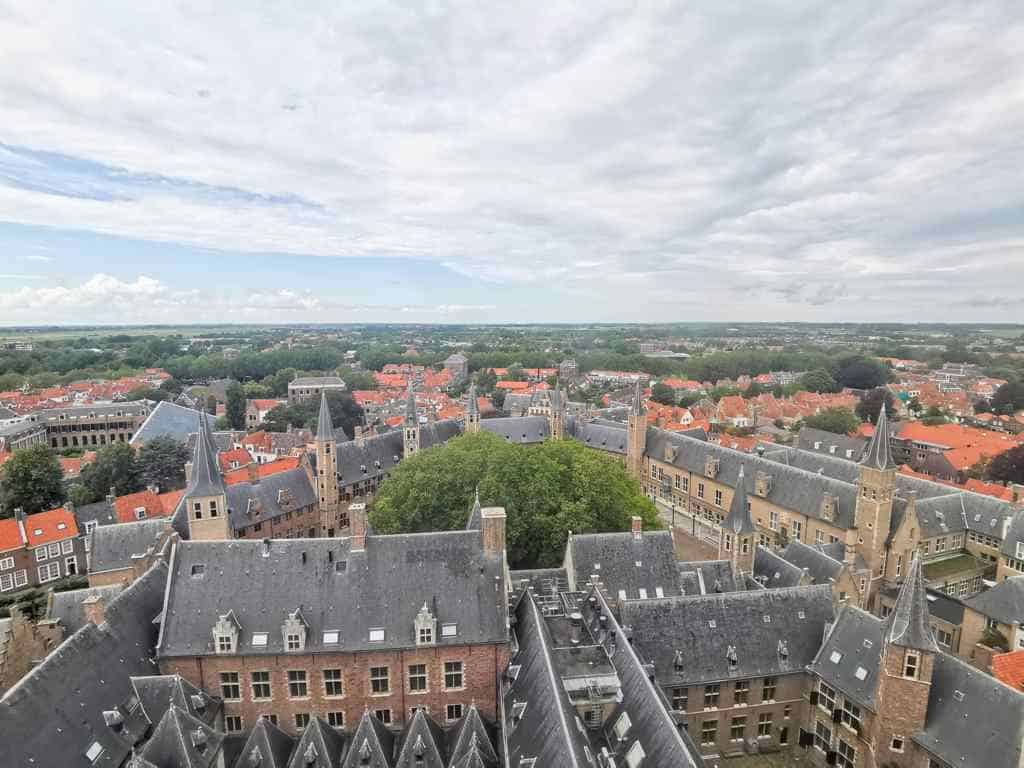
[{"x1": 0, "y1": 1, "x2": 1022, "y2": 325}]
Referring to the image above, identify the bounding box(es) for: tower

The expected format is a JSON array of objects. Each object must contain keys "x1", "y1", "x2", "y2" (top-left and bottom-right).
[
  {"x1": 315, "y1": 391, "x2": 341, "y2": 536},
  {"x1": 855, "y1": 403, "x2": 896, "y2": 603},
  {"x1": 548, "y1": 381, "x2": 565, "y2": 440},
  {"x1": 718, "y1": 465, "x2": 756, "y2": 574},
  {"x1": 403, "y1": 382, "x2": 420, "y2": 456},
  {"x1": 626, "y1": 381, "x2": 646, "y2": 479},
  {"x1": 183, "y1": 412, "x2": 230, "y2": 541},
  {"x1": 466, "y1": 383, "x2": 481, "y2": 435},
  {"x1": 875, "y1": 554, "x2": 937, "y2": 763}
]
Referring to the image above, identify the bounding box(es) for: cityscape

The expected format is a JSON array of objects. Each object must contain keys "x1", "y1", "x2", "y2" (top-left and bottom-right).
[{"x1": 2, "y1": 3, "x2": 1024, "y2": 768}]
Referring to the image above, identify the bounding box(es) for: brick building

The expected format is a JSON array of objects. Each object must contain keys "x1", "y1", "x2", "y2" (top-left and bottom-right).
[
  {"x1": 287, "y1": 376, "x2": 346, "y2": 404},
  {"x1": 37, "y1": 402, "x2": 151, "y2": 449},
  {"x1": 0, "y1": 507, "x2": 85, "y2": 594}
]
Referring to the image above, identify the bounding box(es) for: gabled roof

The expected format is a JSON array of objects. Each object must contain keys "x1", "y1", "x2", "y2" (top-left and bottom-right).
[
  {"x1": 565, "y1": 417, "x2": 627, "y2": 454},
  {"x1": 130, "y1": 674, "x2": 221, "y2": 728},
  {"x1": 567, "y1": 529, "x2": 681, "y2": 600},
  {"x1": 916, "y1": 653, "x2": 1024, "y2": 768},
  {"x1": 90, "y1": 518, "x2": 169, "y2": 574},
  {"x1": 341, "y1": 710, "x2": 394, "y2": 768},
  {"x1": 807, "y1": 604, "x2": 884, "y2": 710},
  {"x1": 884, "y1": 554, "x2": 939, "y2": 652},
  {"x1": 316, "y1": 391, "x2": 334, "y2": 442},
  {"x1": 287, "y1": 717, "x2": 346, "y2": 768},
  {"x1": 752, "y1": 546, "x2": 805, "y2": 589},
  {"x1": 226, "y1": 468, "x2": 318, "y2": 532},
  {"x1": 778, "y1": 539, "x2": 845, "y2": 586},
  {"x1": 992, "y1": 650, "x2": 1024, "y2": 692},
  {"x1": 183, "y1": 410, "x2": 227, "y2": 500},
  {"x1": 131, "y1": 401, "x2": 216, "y2": 447},
  {"x1": 24, "y1": 506, "x2": 79, "y2": 547},
  {"x1": 46, "y1": 583, "x2": 124, "y2": 635},
  {"x1": 623, "y1": 584, "x2": 834, "y2": 686},
  {"x1": 394, "y1": 707, "x2": 446, "y2": 768},
  {"x1": 234, "y1": 716, "x2": 295, "y2": 768},
  {"x1": 138, "y1": 704, "x2": 224, "y2": 768},
  {"x1": 446, "y1": 705, "x2": 498, "y2": 768},
  {"x1": 964, "y1": 575, "x2": 1024, "y2": 625},
  {"x1": 479, "y1": 416, "x2": 549, "y2": 444},
  {"x1": 721, "y1": 464, "x2": 756, "y2": 535}
]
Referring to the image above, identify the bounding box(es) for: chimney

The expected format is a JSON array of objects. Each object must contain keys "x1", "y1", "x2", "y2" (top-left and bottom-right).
[
  {"x1": 106, "y1": 486, "x2": 116, "y2": 505},
  {"x1": 1012, "y1": 483, "x2": 1024, "y2": 505},
  {"x1": 247, "y1": 462, "x2": 260, "y2": 484},
  {"x1": 146, "y1": 483, "x2": 159, "y2": 495},
  {"x1": 82, "y1": 594, "x2": 106, "y2": 626},
  {"x1": 184, "y1": 460, "x2": 193, "y2": 484},
  {"x1": 349, "y1": 503, "x2": 367, "y2": 551},
  {"x1": 569, "y1": 611, "x2": 583, "y2": 646},
  {"x1": 14, "y1": 508, "x2": 27, "y2": 545},
  {"x1": 481, "y1": 506, "x2": 507, "y2": 556},
  {"x1": 354, "y1": 425, "x2": 365, "y2": 446},
  {"x1": 631, "y1": 516, "x2": 643, "y2": 540}
]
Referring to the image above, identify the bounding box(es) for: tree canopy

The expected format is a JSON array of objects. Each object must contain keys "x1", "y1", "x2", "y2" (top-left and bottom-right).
[
  {"x1": 369, "y1": 432, "x2": 660, "y2": 569},
  {"x1": 856, "y1": 388, "x2": 896, "y2": 424},
  {"x1": 263, "y1": 390, "x2": 364, "y2": 438},
  {"x1": 992, "y1": 381, "x2": 1024, "y2": 415},
  {"x1": 137, "y1": 435, "x2": 191, "y2": 492},
  {"x1": 649, "y1": 382, "x2": 676, "y2": 405},
  {"x1": 835, "y1": 355, "x2": 888, "y2": 390},
  {"x1": 800, "y1": 368, "x2": 838, "y2": 393},
  {"x1": 987, "y1": 445, "x2": 1024, "y2": 485},
  {"x1": 0, "y1": 445, "x2": 65, "y2": 516},
  {"x1": 225, "y1": 382, "x2": 247, "y2": 430},
  {"x1": 803, "y1": 407, "x2": 860, "y2": 436}
]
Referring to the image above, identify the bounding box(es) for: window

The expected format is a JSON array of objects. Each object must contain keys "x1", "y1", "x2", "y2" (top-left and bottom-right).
[
  {"x1": 61, "y1": 539, "x2": 73, "y2": 554},
  {"x1": 327, "y1": 711, "x2": 344, "y2": 728},
  {"x1": 323, "y1": 669, "x2": 343, "y2": 697},
  {"x1": 408, "y1": 664, "x2": 427, "y2": 692},
  {"x1": 418, "y1": 626, "x2": 433, "y2": 644},
  {"x1": 375, "y1": 709, "x2": 391, "y2": 724},
  {"x1": 697, "y1": 482, "x2": 705, "y2": 500},
  {"x1": 0, "y1": 556, "x2": 13, "y2": 571},
  {"x1": 891, "y1": 736, "x2": 905, "y2": 752},
  {"x1": 224, "y1": 715, "x2": 242, "y2": 733},
  {"x1": 730, "y1": 716, "x2": 746, "y2": 741},
  {"x1": 35, "y1": 547, "x2": 47, "y2": 562},
  {"x1": 714, "y1": 489, "x2": 723, "y2": 507},
  {"x1": 48, "y1": 543, "x2": 60, "y2": 558},
  {"x1": 251, "y1": 632, "x2": 268, "y2": 647},
  {"x1": 220, "y1": 672, "x2": 240, "y2": 700},
  {"x1": 837, "y1": 739, "x2": 856, "y2": 768},
  {"x1": 757, "y1": 712, "x2": 772, "y2": 737},
  {"x1": 904, "y1": 653, "x2": 919, "y2": 679},
  {"x1": 286, "y1": 632, "x2": 302, "y2": 651},
  {"x1": 370, "y1": 666, "x2": 390, "y2": 694},
  {"x1": 442, "y1": 623, "x2": 457, "y2": 637},
  {"x1": 762, "y1": 677, "x2": 777, "y2": 702},
  {"x1": 38, "y1": 561, "x2": 61, "y2": 583},
  {"x1": 817, "y1": 681, "x2": 836, "y2": 711},
  {"x1": 934, "y1": 627, "x2": 952, "y2": 647},
  {"x1": 251, "y1": 671, "x2": 271, "y2": 700},
  {"x1": 369, "y1": 628, "x2": 385, "y2": 642},
  {"x1": 701, "y1": 720, "x2": 717, "y2": 745},
  {"x1": 841, "y1": 700, "x2": 861, "y2": 731},
  {"x1": 814, "y1": 721, "x2": 831, "y2": 752},
  {"x1": 0, "y1": 573, "x2": 12, "y2": 592},
  {"x1": 734, "y1": 680, "x2": 749, "y2": 705},
  {"x1": 815, "y1": 530, "x2": 824, "y2": 545},
  {"x1": 614, "y1": 712, "x2": 632, "y2": 739},
  {"x1": 671, "y1": 687, "x2": 688, "y2": 711},
  {"x1": 446, "y1": 703, "x2": 463, "y2": 722},
  {"x1": 444, "y1": 661, "x2": 464, "y2": 689},
  {"x1": 287, "y1": 670, "x2": 308, "y2": 698},
  {"x1": 294, "y1": 712, "x2": 309, "y2": 730},
  {"x1": 769, "y1": 510, "x2": 779, "y2": 531},
  {"x1": 209, "y1": 500, "x2": 218, "y2": 517},
  {"x1": 216, "y1": 634, "x2": 233, "y2": 653},
  {"x1": 704, "y1": 684, "x2": 720, "y2": 708},
  {"x1": 681, "y1": 476, "x2": 689, "y2": 491}
]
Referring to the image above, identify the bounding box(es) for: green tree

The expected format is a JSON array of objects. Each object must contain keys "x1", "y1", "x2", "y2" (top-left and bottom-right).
[
  {"x1": 987, "y1": 445, "x2": 1024, "y2": 485},
  {"x1": 992, "y1": 382, "x2": 1024, "y2": 415},
  {"x1": 801, "y1": 369, "x2": 837, "y2": 393},
  {"x1": 803, "y1": 407, "x2": 860, "y2": 435},
  {"x1": 743, "y1": 382, "x2": 764, "y2": 399},
  {"x1": 369, "y1": 432, "x2": 659, "y2": 568},
  {"x1": 136, "y1": 435, "x2": 191, "y2": 492},
  {"x1": 263, "y1": 391, "x2": 364, "y2": 439},
  {"x1": 225, "y1": 382, "x2": 247, "y2": 430},
  {"x1": 66, "y1": 483, "x2": 94, "y2": 508},
  {"x1": 125, "y1": 386, "x2": 169, "y2": 402},
  {"x1": 473, "y1": 368, "x2": 498, "y2": 393},
  {"x1": 506, "y1": 364, "x2": 525, "y2": 382},
  {"x1": 835, "y1": 355, "x2": 887, "y2": 390},
  {"x1": 650, "y1": 382, "x2": 676, "y2": 406},
  {"x1": 491, "y1": 389, "x2": 507, "y2": 410},
  {"x1": 856, "y1": 388, "x2": 896, "y2": 425},
  {"x1": 921, "y1": 405, "x2": 948, "y2": 426},
  {"x1": 0, "y1": 445, "x2": 65, "y2": 516},
  {"x1": 78, "y1": 442, "x2": 142, "y2": 502}
]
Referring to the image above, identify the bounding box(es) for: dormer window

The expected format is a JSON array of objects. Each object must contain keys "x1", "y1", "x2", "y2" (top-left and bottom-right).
[
  {"x1": 209, "y1": 500, "x2": 218, "y2": 518},
  {"x1": 212, "y1": 612, "x2": 240, "y2": 654},
  {"x1": 414, "y1": 603, "x2": 436, "y2": 645},
  {"x1": 282, "y1": 609, "x2": 307, "y2": 652}
]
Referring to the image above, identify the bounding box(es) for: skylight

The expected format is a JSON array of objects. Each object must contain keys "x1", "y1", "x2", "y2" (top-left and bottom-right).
[
  {"x1": 369, "y1": 628, "x2": 385, "y2": 642},
  {"x1": 322, "y1": 631, "x2": 339, "y2": 644},
  {"x1": 829, "y1": 650, "x2": 842, "y2": 664},
  {"x1": 251, "y1": 632, "x2": 268, "y2": 646},
  {"x1": 854, "y1": 667, "x2": 868, "y2": 680}
]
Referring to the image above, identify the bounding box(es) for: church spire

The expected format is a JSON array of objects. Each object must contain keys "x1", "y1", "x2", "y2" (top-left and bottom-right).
[
  {"x1": 861, "y1": 402, "x2": 894, "y2": 470},
  {"x1": 316, "y1": 390, "x2": 334, "y2": 442},
  {"x1": 631, "y1": 380, "x2": 643, "y2": 416},
  {"x1": 722, "y1": 465, "x2": 756, "y2": 535},
  {"x1": 467, "y1": 383, "x2": 479, "y2": 418},
  {"x1": 186, "y1": 410, "x2": 225, "y2": 498},
  {"x1": 885, "y1": 553, "x2": 938, "y2": 652},
  {"x1": 405, "y1": 382, "x2": 417, "y2": 426}
]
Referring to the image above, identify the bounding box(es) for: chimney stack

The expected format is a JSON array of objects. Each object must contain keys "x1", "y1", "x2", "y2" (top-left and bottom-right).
[
  {"x1": 82, "y1": 594, "x2": 107, "y2": 626},
  {"x1": 14, "y1": 508, "x2": 27, "y2": 545},
  {"x1": 631, "y1": 516, "x2": 643, "y2": 540},
  {"x1": 349, "y1": 502, "x2": 367, "y2": 551},
  {"x1": 569, "y1": 611, "x2": 583, "y2": 646},
  {"x1": 106, "y1": 486, "x2": 116, "y2": 505},
  {"x1": 481, "y1": 507, "x2": 507, "y2": 556},
  {"x1": 247, "y1": 462, "x2": 260, "y2": 485},
  {"x1": 184, "y1": 460, "x2": 193, "y2": 484}
]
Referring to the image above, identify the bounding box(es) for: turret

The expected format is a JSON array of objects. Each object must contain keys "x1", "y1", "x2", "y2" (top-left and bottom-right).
[
  {"x1": 626, "y1": 381, "x2": 646, "y2": 480},
  {"x1": 719, "y1": 465, "x2": 756, "y2": 573},
  {"x1": 183, "y1": 412, "x2": 230, "y2": 540},
  {"x1": 855, "y1": 403, "x2": 896, "y2": 605},
  {"x1": 403, "y1": 382, "x2": 420, "y2": 456},
  {"x1": 466, "y1": 383, "x2": 481, "y2": 435},
  {"x1": 548, "y1": 381, "x2": 565, "y2": 440},
  {"x1": 315, "y1": 391, "x2": 341, "y2": 536}
]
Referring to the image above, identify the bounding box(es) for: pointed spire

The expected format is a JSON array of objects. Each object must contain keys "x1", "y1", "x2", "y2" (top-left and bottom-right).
[
  {"x1": 316, "y1": 390, "x2": 334, "y2": 441},
  {"x1": 631, "y1": 380, "x2": 643, "y2": 416},
  {"x1": 722, "y1": 465, "x2": 756, "y2": 535},
  {"x1": 466, "y1": 486, "x2": 483, "y2": 530},
  {"x1": 885, "y1": 553, "x2": 939, "y2": 652},
  {"x1": 185, "y1": 410, "x2": 225, "y2": 498},
  {"x1": 405, "y1": 382, "x2": 417, "y2": 426},
  {"x1": 861, "y1": 402, "x2": 895, "y2": 470},
  {"x1": 467, "y1": 383, "x2": 479, "y2": 417}
]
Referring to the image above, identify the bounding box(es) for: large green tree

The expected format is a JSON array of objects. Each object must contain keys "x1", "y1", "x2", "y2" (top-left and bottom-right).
[
  {"x1": 835, "y1": 355, "x2": 887, "y2": 390},
  {"x1": 263, "y1": 391, "x2": 364, "y2": 439},
  {"x1": 78, "y1": 442, "x2": 142, "y2": 501},
  {"x1": 0, "y1": 445, "x2": 65, "y2": 516},
  {"x1": 649, "y1": 382, "x2": 676, "y2": 406},
  {"x1": 369, "y1": 432, "x2": 660, "y2": 568},
  {"x1": 800, "y1": 368, "x2": 837, "y2": 393},
  {"x1": 803, "y1": 407, "x2": 860, "y2": 436},
  {"x1": 987, "y1": 445, "x2": 1024, "y2": 485},
  {"x1": 992, "y1": 381, "x2": 1024, "y2": 415},
  {"x1": 856, "y1": 388, "x2": 896, "y2": 425},
  {"x1": 137, "y1": 435, "x2": 191, "y2": 492},
  {"x1": 225, "y1": 382, "x2": 247, "y2": 430}
]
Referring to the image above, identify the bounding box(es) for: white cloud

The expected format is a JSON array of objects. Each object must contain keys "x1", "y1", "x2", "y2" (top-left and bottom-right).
[{"x1": 0, "y1": 1, "x2": 1021, "y2": 321}]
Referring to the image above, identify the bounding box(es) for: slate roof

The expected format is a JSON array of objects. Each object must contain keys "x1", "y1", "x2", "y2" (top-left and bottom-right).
[
  {"x1": 234, "y1": 716, "x2": 295, "y2": 768},
  {"x1": 807, "y1": 604, "x2": 885, "y2": 709},
  {"x1": 46, "y1": 583, "x2": 124, "y2": 634},
  {"x1": 226, "y1": 468, "x2": 318, "y2": 532},
  {"x1": 884, "y1": 554, "x2": 939, "y2": 652},
  {"x1": 73, "y1": 499, "x2": 118, "y2": 528},
  {"x1": 90, "y1": 518, "x2": 170, "y2": 574},
  {"x1": 778, "y1": 540, "x2": 845, "y2": 586},
  {"x1": 623, "y1": 584, "x2": 834, "y2": 687},
  {"x1": 753, "y1": 546, "x2": 806, "y2": 589},
  {"x1": 677, "y1": 560, "x2": 741, "y2": 595},
  {"x1": 289, "y1": 716, "x2": 346, "y2": 768},
  {"x1": 0, "y1": 562, "x2": 168, "y2": 767},
  {"x1": 566, "y1": 529, "x2": 681, "y2": 599},
  {"x1": 915, "y1": 653, "x2": 1024, "y2": 768},
  {"x1": 964, "y1": 575, "x2": 1024, "y2": 625},
  {"x1": 290, "y1": 376, "x2": 345, "y2": 388},
  {"x1": 879, "y1": 585, "x2": 966, "y2": 627},
  {"x1": 479, "y1": 416, "x2": 549, "y2": 444},
  {"x1": 158, "y1": 532, "x2": 507, "y2": 658},
  {"x1": 131, "y1": 401, "x2": 216, "y2": 446},
  {"x1": 722, "y1": 464, "x2": 756, "y2": 535},
  {"x1": 138, "y1": 703, "x2": 224, "y2": 768},
  {"x1": 342, "y1": 710, "x2": 394, "y2": 768},
  {"x1": 185, "y1": 410, "x2": 228, "y2": 499},
  {"x1": 331, "y1": 420, "x2": 462, "y2": 487},
  {"x1": 565, "y1": 417, "x2": 627, "y2": 454},
  {"x1": 315, "y1": 391, "x2": 334, "y2": 441},
  {"x1": 796, "y1": 426, "x2": 867, "y2": 461},
  {"x1": 1001, "y1": 511, "x2": 1024, "y2": 558},
  {"x1": 861, "y1": 404, "x2": 895, "y2": 470},
  {"x1": 131, "y1": 674, "x2": 221, "y2": 728}
]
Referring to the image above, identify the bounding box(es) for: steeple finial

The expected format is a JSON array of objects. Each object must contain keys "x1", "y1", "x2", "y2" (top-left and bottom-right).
[
  {"x1": 405, "y1": 381, "x2": 417, "y2": 426},
  {"x1": 885, "y1": 553, "x2": 938, "y2": 652},
  {"x1": 316, "y1": 390, "x2": 334, "y2": 441},
  {"x1": 185, "y1": 410, "x2": 225, "y2": 497},
  {"x1": 722, "y1": 465, "x2": 756, "y2": 534},
  {"x1": 465, "y1": 486, "x2": 483, "y2": 530},
  {"x1": 861, "y1": 402, "x2": 895, "y2": 470}
]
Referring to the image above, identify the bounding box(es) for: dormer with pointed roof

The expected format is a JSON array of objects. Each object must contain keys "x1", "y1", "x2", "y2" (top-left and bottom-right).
[
  {"x1": 286, "y1": 716, "x2": 345, "y2": 768},
  {"x1": 341, "y1": 710, "x2": 394, "y2": 768},
  {"x1": 237, "y1": 716, "x2": 295, "y2": 768},
  {"x1": 885, "y1": 554, "x2": 939, "y2": 653},
  {"x1": 316, "y1": 391, "x2": 334, "y2": 443},
  {"x1": 138, "y1": 704, "x2": 224, "y2": 768},
  {"x1": 862, "y1": 403, "x2": 895, "y2": 471},
  {"x1": 465, "y1": 488, "x2": 482, "y2": 531},
  {"x1": 394, "y1": 707, "x2": 446, "y2": 768},
  {"x1": 183, "y1": 412, "x2": 230, "y2": 540},
  {"x1": 719, "y1": 466, "x2": 756, "y2": 574}
]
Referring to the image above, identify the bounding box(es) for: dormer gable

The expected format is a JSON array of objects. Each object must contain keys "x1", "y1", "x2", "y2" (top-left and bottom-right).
[
  {"x1": 212, "y1": 611, "x2": 241, "y2": 654},
  {"x1": 754, "y1": 471, "x2": 772, "y2": 497},
  {"x1": 414, "y1": 602, "x2": 437, "y2": 646},
  {"x1": 704, "y1": 456, "x2": 720, "y2": 479},
  {"x1": 283, "y1": 609, "x2": 308, "y2": 652}
]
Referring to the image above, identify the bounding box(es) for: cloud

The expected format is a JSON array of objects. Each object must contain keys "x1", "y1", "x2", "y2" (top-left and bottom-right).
[{"x1": 0, "y1": 2, "x2": 1021, "y2": 321}]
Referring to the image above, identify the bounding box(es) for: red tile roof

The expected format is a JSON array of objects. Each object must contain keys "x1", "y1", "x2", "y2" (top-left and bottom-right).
[
  {"x1": 992, "y1": 650, "x2": 1024, "y2": 691},
  {"x1": 218, "y1": 447, "x2": 254, "y2": 472},
  {"x1": 223, "y1": 456, "x2": 301, "y2": 485},
  {"x1": 113, "y1": 489, "x2": 171, "y2": 523},
  {"x1": 250, "y1": 399, "x2": 282, "y2": 411},
  {"x1": 0, "y1": 518, "x2": 22, "y2": 553},
  {"x1": 24, "y1": 507, "x2": 79, "y2": 547},
  {"x1": 496, "y1": 381, "x2": 530, "y2": 391}
]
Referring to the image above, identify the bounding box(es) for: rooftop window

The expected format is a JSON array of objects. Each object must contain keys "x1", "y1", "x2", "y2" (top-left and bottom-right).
[{"x1": 251, "y1": 632, "x2": 268, "y2": 647}]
